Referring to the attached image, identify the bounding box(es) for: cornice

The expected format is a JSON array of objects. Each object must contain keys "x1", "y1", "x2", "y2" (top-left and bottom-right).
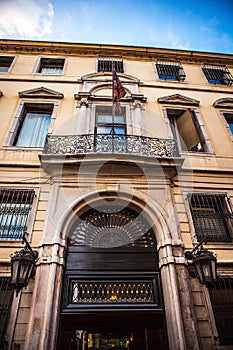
[{"x1": 0, "y1": 39, "x2": 233, "y2": 66}]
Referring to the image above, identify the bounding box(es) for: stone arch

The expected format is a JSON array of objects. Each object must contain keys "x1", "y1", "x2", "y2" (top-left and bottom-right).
[
  {"x1": 89, "y1": 82, "x2": 131, "y2": 96},
  {"x1": 57, "y1": 189, "x2": 173, "y2": 246},
  {"x1": 81, "y1": 71, "x2": 140, "y2": 83},
  {"x1": 213, "y1": 97, "x2": 233, "y2": 108}
]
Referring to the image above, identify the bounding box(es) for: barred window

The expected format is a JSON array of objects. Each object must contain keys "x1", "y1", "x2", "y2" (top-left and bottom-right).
[
  {"x1": 0, "y1": 56, "x2": 15, "y2": 73},
  {"x1": 0, "y1": 188, "x2": 35, "y2": 240},
  {"x1": 97, "y1": 57, "x2": 124, "y2": 73},
  {"x1": 36, "y1": 57, "x2": 65, "y2": 74},
  {"x1": 188, "y1": 193, "x2": 233, "y2": 242},
  {"x1": 202, "y1": 65, "x2": 233, "y2": 85},
  {"x1": 0, "y1": 277, "x2": 14, "y2": 348},
  {"x1": 156, "y1": 61, "x2": 186, "y2": 81},
  {"x1": 209, "y1": 278, "x2": 233, "y2": 345}
]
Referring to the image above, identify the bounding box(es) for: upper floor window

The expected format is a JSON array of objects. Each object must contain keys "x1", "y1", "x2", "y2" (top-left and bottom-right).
[
  {"x1": 222, "y1": 112, "x2": 233, "y2": 139},
  {"x1": 166, "y1": 108, "x2": 206, "y2": 152},
  {"x1": 188, "y1": 193, "x2": 233, "y2": 242},
  {"x1": 95, "y1": 105, "x2": 126, "y2": 152},
  {"x1": 202, "y1": 64, "x2": 233, "y2": 85},
  {"x1": 95, "y1": 105, "x2": 126, "y2": 135},
  {"x1": 209, "y1": 278, "x2": 233, "y2": 345},
  {"x1": 0, "y1": 56, "x2": 15, "y2": 73},
  {"x1": 36, "y1": 57, "x2": 65, "y2": 74},
  {"x1": 12, "y1": 103, "x2": 53, "y2": 147},
  {"x1": 155, "y1": 60, "x2": 186, "y2": 81},
  {"x1": 97, "y1": 57, "x2": 124, "y2": 73},
  {"x1": 0, "y1": 188, "x2": 35, "y2": 241}
]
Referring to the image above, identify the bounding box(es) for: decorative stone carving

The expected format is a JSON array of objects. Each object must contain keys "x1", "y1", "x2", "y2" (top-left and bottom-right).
[
  {"x1": 213, "y1": 98, "x2": 233, "y2": 109},
  {"x1": 158, "y1": 93, "x2": 200, "y2": 106},
  {"x1": 18, "y1": 86, "x2": 64, "y2": 99}
]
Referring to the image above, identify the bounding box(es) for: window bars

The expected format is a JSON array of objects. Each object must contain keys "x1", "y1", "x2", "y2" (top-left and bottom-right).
[
  {"x1": 0, "y1": 188, "x2": 35, "y2": 240},
  {"x1": 156, "y1": 60, "x2": 186, "y2": 81},
  {"x1": 202, "y1": 64, "x2": 233, "y2": 85},
  {"x1": 188, "y1": 193, "x2": 233, "y2": 242},
  {"x1": 0, "y1": 277, "x2": 14, "y2": 348},
  {"x1": 97, "y1": 57, "x2": 124, "y2": 73},
  {"x1": 209, "y1": 278, "x2": 233, "y2": 345}
]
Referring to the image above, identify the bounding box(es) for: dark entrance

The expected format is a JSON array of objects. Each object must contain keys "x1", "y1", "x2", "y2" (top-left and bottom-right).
[
  {"x1": 58, "y1": 312, "x2": 168, "y2": 350},
  {"x1": 58, "y1": 206, "x2": 169, "y2": 349}
]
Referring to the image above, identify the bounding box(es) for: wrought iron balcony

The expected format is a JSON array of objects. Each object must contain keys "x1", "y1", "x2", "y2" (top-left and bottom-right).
[{"x1": 43, "y1": 134, "x2": 179, "y2": 158}]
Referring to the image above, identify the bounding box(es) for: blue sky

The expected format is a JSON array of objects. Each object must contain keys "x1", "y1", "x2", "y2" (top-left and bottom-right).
[{"x1": 0, "y1": 0, "x2": 233, "y2": 54}]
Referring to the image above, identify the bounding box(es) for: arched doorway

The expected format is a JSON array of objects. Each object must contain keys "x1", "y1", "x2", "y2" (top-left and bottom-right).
[{"x1": 58, "y1": 204, "x2": 169, "y2": 350}]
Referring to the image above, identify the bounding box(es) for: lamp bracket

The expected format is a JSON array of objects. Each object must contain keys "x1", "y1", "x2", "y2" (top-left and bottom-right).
[
  {"x1": 22, "y1": 233, "x2": 38, "y2": 259},
  {"x1": 185, "y1": 238, "x2": 206, "y2": 260}
]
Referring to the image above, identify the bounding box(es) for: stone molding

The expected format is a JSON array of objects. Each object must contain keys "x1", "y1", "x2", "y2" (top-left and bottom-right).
[
  {"x1": 157, "y1": 93, "x2": 200, "y2": 106},
  {"x1": 213, "y1": 97, "x2": 233, "y2": 108},
  {"x1": 18, "y1": 86, "x2": 64, "y2": 99},
  {"x1": 1, "y1": 40, "x2": 233, "y2": 65}
]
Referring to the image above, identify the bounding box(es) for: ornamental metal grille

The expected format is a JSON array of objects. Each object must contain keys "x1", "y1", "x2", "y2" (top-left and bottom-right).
[
  {"x1": 43, "y1": 134, "x2": 179, "y2": 158},
  {"x1": 209, "y1": 278, "x2": 233, "y2": 345},
  {"x1": 0, "y1": 277, "x2": 14, "y2": 348},
  {"x1": 68, "y1": 207, "x2": 157, "y2": 248},
  {"x1": 72, "y1": 281, "x2": 154, "y2": 303},
  {"x1": 0, "y1": 188, "x2": 35, "y2": 240},
  {"x1": 188, "y1": 193, "x2": 233, "y2": 242},
  {"x1": 202, "y1": 65, "x2": 233, "y2": 85},
  {"x1": 97, "y1": 58, "x2": 124, "y2": 73},
  {"x1": 156, "y1": 61, "x2": 186, "y2": 81}
]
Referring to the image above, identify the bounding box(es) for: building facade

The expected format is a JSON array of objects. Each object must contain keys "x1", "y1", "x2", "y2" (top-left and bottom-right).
[{"x1": 0, "y1": 39, "x2": 232, "y2": 350}]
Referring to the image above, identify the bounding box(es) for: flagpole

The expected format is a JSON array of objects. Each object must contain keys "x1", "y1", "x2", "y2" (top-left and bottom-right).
[{"x1": 111, "y1": 60, "x2": 115, "y2": 136}]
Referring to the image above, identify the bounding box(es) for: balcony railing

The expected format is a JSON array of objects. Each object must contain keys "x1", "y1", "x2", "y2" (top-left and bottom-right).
[{"x1": 43, "y1": 134, "x2": 179, "y2": 158}]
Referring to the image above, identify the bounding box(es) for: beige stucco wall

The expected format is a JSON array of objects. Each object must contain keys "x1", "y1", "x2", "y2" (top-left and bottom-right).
[{"x1": 0, "y1": 40, "x2": 232, "y2": 350}]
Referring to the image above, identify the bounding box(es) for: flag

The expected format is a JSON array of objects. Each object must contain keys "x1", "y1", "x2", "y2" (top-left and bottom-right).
[{"x1": 112, "y1": 69, "x2": 126, "y2": 103}]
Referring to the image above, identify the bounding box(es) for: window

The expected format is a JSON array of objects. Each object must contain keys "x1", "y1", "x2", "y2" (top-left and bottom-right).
[
  {"x1": 12, "y1": 103, "x2": 54, "y2": 147},
  {"x1": 167, "y1": 108, "x2": 205, "y2": 152},
  {"x1": 95, "y1": 105, "x2": 126, "y2": 152},
  {"x1": 188, "y1": 193, "x2": 233, "y2": 242},
  {"x1": 0, "y1": 56, "x2": 15, "y2": 73},
  {"x1": 209, "y1": 278, "x2": 233, "y2": 345},
  {"x1": 95, "y1": 105, "x2": 126, "y2": 135},
  {"x1": 0, "y1": 277, "x2": 14, "y2": 348},
  {"x1": 36, "y1": 57, "x2": 65, "y2": 74},
  {"x1": 222, "y1": 112, "x2": 233, "y2": 139},
  {"x1": 156, "y1": 60, "x2": 186, "y2": 81},
  {"x1": 202, "y1": 64, "x2": 233, "y2": 85},
  {"x1": 97, "y1": 57, "x2": 124, "y2": 73},
  {"x1": 0, "y1": 188, "x2": 35, "y2": 240}
]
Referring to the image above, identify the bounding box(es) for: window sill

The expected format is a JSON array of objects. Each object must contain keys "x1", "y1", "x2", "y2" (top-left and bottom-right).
[
  {"x1": 157, "y1": 79, "x2": 188, "y2": 84},
  {"x1": 33, "y1": 72, "x2": 64, "y2": 76},
  {"x1": 180, "y1": 151, "x2": 215, "y2": 157},
  {"x1": 2, "y1": 146, "x2": 44, "y2": 152}
]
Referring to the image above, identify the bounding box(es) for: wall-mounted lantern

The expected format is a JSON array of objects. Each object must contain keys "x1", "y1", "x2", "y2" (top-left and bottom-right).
[
  {"x1": 10, "y1": 233, "x2": 38, "y2": 296},
  {"x1": 185, "y1": 239, "x2": 217, "y2": 285}
]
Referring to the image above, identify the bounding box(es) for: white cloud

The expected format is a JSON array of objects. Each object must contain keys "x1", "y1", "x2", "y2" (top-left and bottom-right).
[
  {"x1": 167, "y1": 27, "x2": 190, "y2": 51},
  {"x1": 0, "y1": 0, "x2": 54, "y2": 39}
]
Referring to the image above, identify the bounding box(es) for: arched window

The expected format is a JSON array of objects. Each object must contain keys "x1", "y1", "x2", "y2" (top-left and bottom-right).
[{"x1": 68, "y1": 206, "x2": 156, "y2": 249}]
